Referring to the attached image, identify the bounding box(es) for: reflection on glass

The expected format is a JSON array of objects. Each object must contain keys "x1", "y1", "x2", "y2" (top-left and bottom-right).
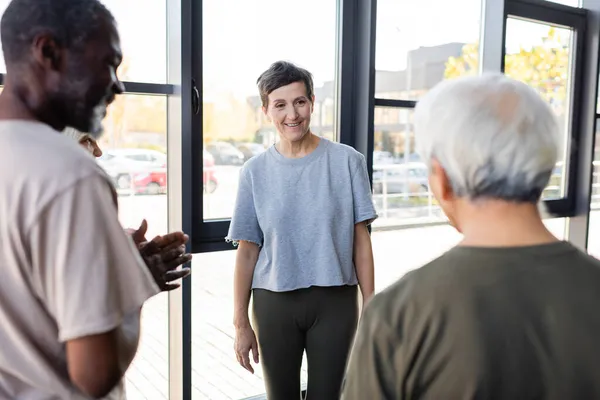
[
  {"x1": 201, "y1": 0, "x2": 338, "y2": 221},
  {"x1": 97, "y1": 94, "x2": 169, "y2": 399},
  {"x1": 504, "y1": 18, "x2": 573, "y2": 200},
  {"x1": 374, "y1": 0, "x2": 482, "y2": 100}
]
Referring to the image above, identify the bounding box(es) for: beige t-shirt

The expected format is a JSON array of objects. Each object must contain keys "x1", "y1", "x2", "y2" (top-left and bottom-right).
[
  {"x1": 342, "y1": 241, "x2": 600, "y2": 400},
  {"x1": 0, "y1": 121, "x2": 160, "y2": 399}
]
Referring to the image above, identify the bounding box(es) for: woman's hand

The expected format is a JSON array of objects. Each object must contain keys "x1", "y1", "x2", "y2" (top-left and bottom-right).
[{"x1": 234, "y1": 325, "x2": 259, "y2": 374}]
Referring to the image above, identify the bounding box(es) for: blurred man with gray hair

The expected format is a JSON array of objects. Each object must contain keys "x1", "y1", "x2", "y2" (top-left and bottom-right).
[{"x1": 342, "y1": 73, "x2": 600, "y2": 399}]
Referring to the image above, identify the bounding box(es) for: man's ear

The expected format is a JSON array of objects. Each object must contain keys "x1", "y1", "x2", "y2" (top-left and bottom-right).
[
  {"x1": 31, "y1": 34, "x2": 63, "y2": 71},
  {"x1": 430, "y1": 159, "x2": 454, "y2": 202}
]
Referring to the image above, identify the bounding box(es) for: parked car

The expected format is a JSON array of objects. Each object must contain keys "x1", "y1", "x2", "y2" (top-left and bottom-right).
[
  {"x1": 235, "y1": 142, "x2": 266, "y2": 162},
  {"x1": 97, "y1": 150, "x2": 167, "y2": 195},
  {"x1": 372, "y1": 162, "x2": 429, "y2": 195},
  {"x1": 203, "y1": 150, "x2": 218, "y2": 194},
  {"x1": 373, "y1": 150, "x2": 395, "y2": 165},
  {"x1": 109, "y1": 148, "x2": 167, "y2": 166},
  {"x1": 97, "y1": 148, "x2": 219, "y2": 196},
  {"x1": 206, "y1": 142, "x2": 244, "y2": 165}
]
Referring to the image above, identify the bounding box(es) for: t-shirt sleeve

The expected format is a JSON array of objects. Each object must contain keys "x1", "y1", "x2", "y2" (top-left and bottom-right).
[
  {"x1": 341, "y1": 296, "x2": 402, "y2": 399},
  {"x1": 351, "y1": 153, "x2": 378, "y2": 225},
  {"x1": 29, "y1": 174, "x2": 160, "y2": 342},
  {"x1": 226, "y1": 167, "x2": 263, "y2": 247}
]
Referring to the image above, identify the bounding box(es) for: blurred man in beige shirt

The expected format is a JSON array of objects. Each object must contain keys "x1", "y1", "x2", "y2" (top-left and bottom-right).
[{"x1": 0, "y1": 0, "x2": 191, "y2": 398}]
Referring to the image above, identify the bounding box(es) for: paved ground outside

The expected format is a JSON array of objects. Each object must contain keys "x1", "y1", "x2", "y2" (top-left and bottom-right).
[{"x1": 115, "y1": 186, "x2": 600, "y2": 399}]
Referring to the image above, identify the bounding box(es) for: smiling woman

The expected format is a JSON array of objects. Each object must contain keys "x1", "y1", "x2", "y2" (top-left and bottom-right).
[
  {"x1": 224, "y1": 60, "x2": 377, "y2": 400},
  {"x1": 258, "y1": 62, "x2": 315, "y2": 145}
]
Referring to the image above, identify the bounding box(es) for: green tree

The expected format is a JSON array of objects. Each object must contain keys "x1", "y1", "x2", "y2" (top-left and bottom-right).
[{"x1": 444, "y1": 27, "x2": 569, "y2": 112}]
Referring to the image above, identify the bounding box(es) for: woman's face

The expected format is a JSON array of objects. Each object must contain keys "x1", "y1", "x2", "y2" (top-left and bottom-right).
[
  {"x1": 79, "y1": 135, "x2": 103, "y2": 158},
  {"x1": 263, "y1": 81, "x2": 314, "y2": 143}
]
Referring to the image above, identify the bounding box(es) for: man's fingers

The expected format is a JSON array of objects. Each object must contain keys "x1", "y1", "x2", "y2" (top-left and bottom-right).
[
  {"x1": 165, "y1": 253, "x2": 193, "y2": 271},
  {"x1": 139, "y1": 241, "x2": 161, "y2": 258},
  {"x1": 136, "y1": 219, "x2": 148, "y2": 235},
  {"x1": 162, "y1": 282, "x2": 181, "y2": 291},
  {"x1": 161, "y1": 241, "x2": 186, "y2": 254},
  {"x1": 160, "y1": 246, "x2": 187, "y2": 263},
  {"x1": 151, "y1": 232, "x2": 187, "y2": 248},
  {"x1": 131, "y1": 219, "x2": 148, "y2": 244},
  {"x1": 164, "y1": 268, "x2": 191, "y2": 282}
]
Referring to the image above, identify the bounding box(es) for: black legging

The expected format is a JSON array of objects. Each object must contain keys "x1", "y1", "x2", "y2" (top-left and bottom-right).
[{"x1": 252, "y1": 285, "x2": 359, "y2": 400}]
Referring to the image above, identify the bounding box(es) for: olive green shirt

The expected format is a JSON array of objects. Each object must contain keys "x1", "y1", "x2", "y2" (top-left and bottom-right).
[{"x1": 342, "y1": 241, "x2": 600, "y2": 400}]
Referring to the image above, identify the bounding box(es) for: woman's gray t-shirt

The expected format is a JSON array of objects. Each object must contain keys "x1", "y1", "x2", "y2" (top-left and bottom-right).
[{"x1": 226, "y1": 138, "x2": 378, "y2": 292}]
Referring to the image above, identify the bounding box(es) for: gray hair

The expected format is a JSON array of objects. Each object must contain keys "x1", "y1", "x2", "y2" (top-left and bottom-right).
[
  {"x1": 1, "y1": 0, "x2": 114, "y2": 66},
  {"x1": 257, "y1": 61, "x2": 314, "y2": 108},
  {"x1": 414, "y1": 73, "x2": 560, "y2": 202}
]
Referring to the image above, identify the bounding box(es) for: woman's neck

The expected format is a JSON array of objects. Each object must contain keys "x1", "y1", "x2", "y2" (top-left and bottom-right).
[{"x1": 276, "y1": 132, "x2": 320, "y2": 158}]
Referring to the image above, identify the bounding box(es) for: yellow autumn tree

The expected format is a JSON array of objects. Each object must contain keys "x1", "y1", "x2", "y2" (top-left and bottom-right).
[
  {"x1": 202, "y1": 93, "x2": 259, "y2": 144},
  {"x1": 100, "y1": 57, "x2": 131, "y2": 148},
  {"x1": 445, "y1": 27, "x2": 569, "y2": 113},
  {"x1": 99, "y1": 57, "x2": 169, "y2": 150}
]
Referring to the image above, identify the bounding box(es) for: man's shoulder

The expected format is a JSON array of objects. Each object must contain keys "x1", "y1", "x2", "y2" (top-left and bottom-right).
[
  {"x1": 0, "y1": 120, "x2": 106, "y2": 179},
  {"x1": 0, "y1": 121, "x2": 112, "y2": 212},
  {"x1": 364, "y1": 248, "x2": 464, "y2": 326}
]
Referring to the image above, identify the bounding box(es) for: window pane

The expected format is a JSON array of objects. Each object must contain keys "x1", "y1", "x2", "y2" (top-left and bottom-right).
[
  {"x1": 0, "y1": 0, "x2": 167, "y2": 83},
  {"x1": 504, "y1": 18, "x2": 573, "y2": 200},
  {"x1": 96, "y1": 94, "x2": 169, "y2": 398},
  {"x1": 202, "y1": 0, "x2": 338, "y2": 221},
  {"x1": 102, "y1": 0, "x2": 167, "y2": 84},
  {"x1": 374, "y1": 0, "x2": 482, "y2": 100},
  {"x1": 372, "y1": 107, "x2": 445, "y2": 229},
  {"x1": 372, "y1": 105, "x2": 570, "y2": 236}
]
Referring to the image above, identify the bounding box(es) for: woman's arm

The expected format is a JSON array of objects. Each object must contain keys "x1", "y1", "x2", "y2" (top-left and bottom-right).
[
  {"x1": 233, "y1": 241, "x2": 261, "y2": 373},
  {"x1": 233, "y1": 241, "x2": 260, "y2": 328},
  {"x1": 353, "y1": 222, "x2": 375, "y2": 305}
]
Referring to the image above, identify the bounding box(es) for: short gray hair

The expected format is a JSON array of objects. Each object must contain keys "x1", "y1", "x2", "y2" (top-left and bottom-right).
[
  {"x1": 415, "y1": 73, "x2": 560, "y2": 202},
  {"x1": 257, "y1": 61, "x2": 314, "y2": 108}
]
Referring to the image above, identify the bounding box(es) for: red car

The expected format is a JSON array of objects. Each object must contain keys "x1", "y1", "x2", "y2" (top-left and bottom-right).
[
  {"x1": 131, "y1": 150, "x2": 219, "y2": 195},
  {"x1": 99, "y1": 149, "x2": 218, "y2": 195}
]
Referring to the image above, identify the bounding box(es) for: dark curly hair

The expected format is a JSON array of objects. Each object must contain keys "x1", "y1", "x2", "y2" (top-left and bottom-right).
[{"x1": 1, "y1": 0, "x2": 114, "y2": 66}]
